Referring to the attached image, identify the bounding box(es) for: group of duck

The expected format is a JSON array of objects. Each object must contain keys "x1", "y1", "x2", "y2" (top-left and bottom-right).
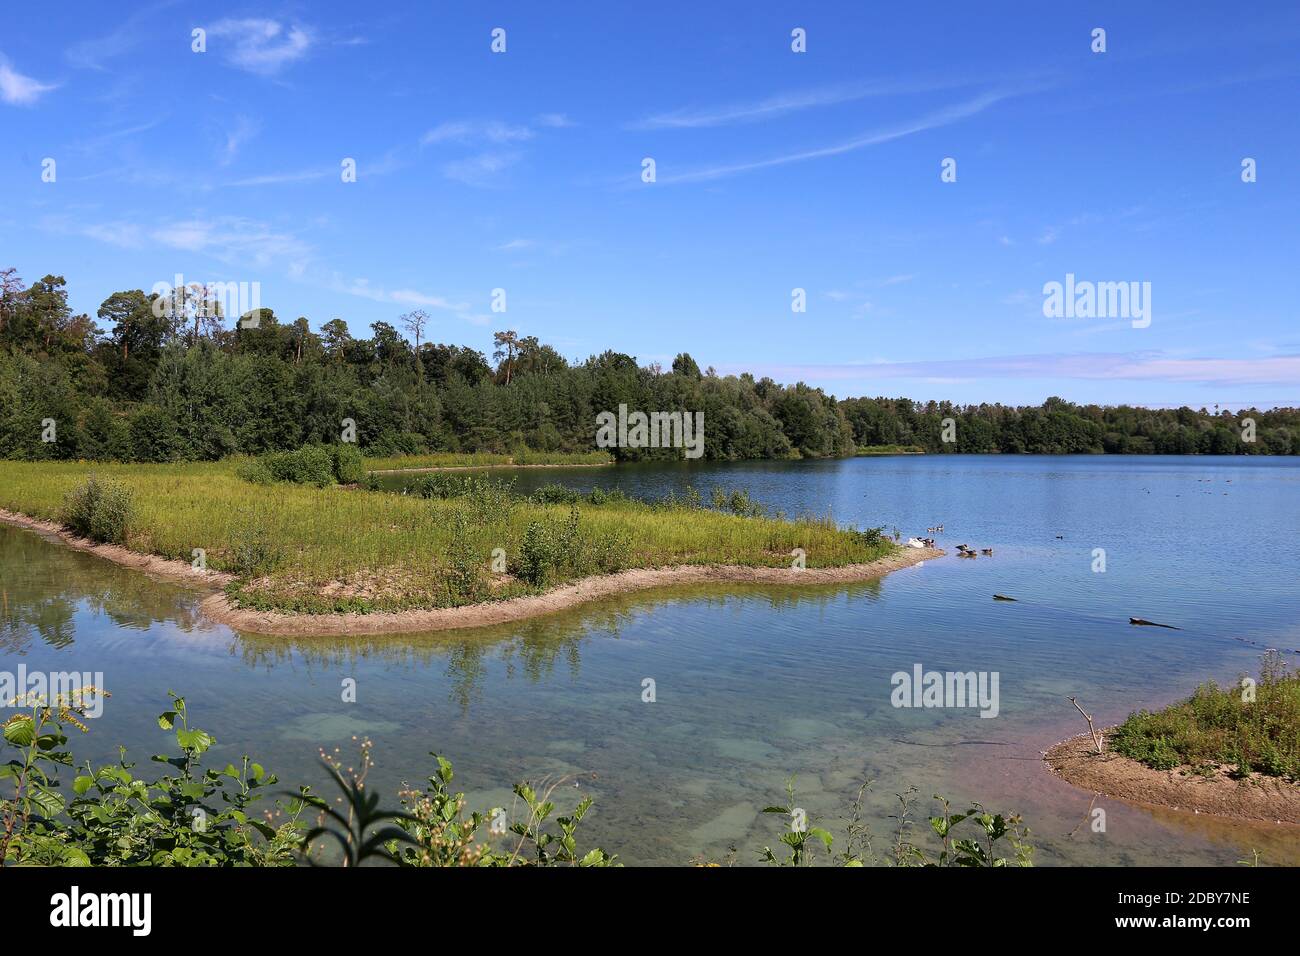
[{"x1": 905, "y1": 525, "x2": 993, "y2": 557}]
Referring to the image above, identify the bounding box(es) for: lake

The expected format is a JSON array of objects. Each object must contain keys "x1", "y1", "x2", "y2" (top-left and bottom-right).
[{"x1": 3, "y1": 455, "x2": 1298, "y2": 865}]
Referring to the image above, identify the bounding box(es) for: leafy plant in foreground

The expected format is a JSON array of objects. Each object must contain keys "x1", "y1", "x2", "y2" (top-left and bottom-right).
[{"x1": 757, "y1": 780, "x2": 1032, "y2": 868}]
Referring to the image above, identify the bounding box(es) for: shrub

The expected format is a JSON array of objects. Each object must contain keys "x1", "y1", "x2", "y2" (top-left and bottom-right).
[
  {"x1": 330, "y1": 443, "x2": 366, "y2": 484},
  {"x1": 585, "y1": 527, "x2": 632, "y2": 574},
  {"x1": 516, "y1": 508, "x2": 583, "y2": 587},
  {"x1": 851, "y1": 526, "x2": 886, "y2": 547},
  {"x1": 229, "y1": 522, "x2": 281, "y2": 576},
  {"x1": 443, "y1": 511, "x2": 486, "y2": 604},
  {"x1": 707, "y1": 486, "x2": 766, "y2": 517},
  {"x1": 405, "y1": 473, "x2": 516, "y2": 522},
  {"x1": 240, "y1": 446, "x2": 336, "y2": 486},
  {"x1": 518, "y1": 521, "x2": 557, "y2": 587},
  {"x1": 530, "y1": 483, "x2": 581, "y2": 505},
  {"x1": 234, "y1": 456, "x2": 275, "y2": 484},
  {"x1": 61, "y1": 475, "x2": 134, "y2": 545}
]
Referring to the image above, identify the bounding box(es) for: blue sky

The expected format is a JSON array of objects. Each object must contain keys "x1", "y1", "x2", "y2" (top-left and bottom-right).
[{"x1": 2, "y1": 1, "x2": 1297, "y2": 409}]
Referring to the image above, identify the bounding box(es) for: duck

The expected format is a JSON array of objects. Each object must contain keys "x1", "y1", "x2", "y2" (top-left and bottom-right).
[
  {"x1": 980, "y1": 548, "x2": 993, "y2": 556},
  {"x1": 958, "y1": 550, "x2": 977, "y2": 559},
  {"x1": 955, "y1": 543, "x2": 971, "y2": 552}
]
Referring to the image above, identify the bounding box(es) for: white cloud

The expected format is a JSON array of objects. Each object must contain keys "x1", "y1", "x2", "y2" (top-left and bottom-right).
[
  {"x1": 220, "y1": 115, "x2": 259, "y2": 165},
  {"x1": 327, "y1": 274, "x2": 484, "y2": 324},
  {"x1": 657, "y1": 91, "x2": 1011, "y2": 185},
  {"x1": 630, "y1": 77, "x2": 974, "y2": 130},
  {"x1": 227, "y1": 167, "x2": 331, "y2": 187},
  {"x1": 48, "y1": 213, "x2": 311, "y2": 270},
  {"x1": 725, "y1": 352, "x2": 1300, "y2": 389},
  {"x1": 421, "y1": 120, "x2": 533, "y2": 146},
  {"x1": 442, "y1": 152, "x2": 519, "y2": 186},
  {"x1": 534, "y1": 112, "x2": 574, "y2": 128},
  {"x1": 208, "y1": 20, "x2": 312, "y2": 75},
  {"x1": 0, "y1": 56, "x2": 57, "y2": 105}
]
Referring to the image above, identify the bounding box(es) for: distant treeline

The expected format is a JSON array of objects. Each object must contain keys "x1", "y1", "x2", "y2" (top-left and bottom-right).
[{"x1": 0, "y1": 270, "x2": 1295, "y2": 462}]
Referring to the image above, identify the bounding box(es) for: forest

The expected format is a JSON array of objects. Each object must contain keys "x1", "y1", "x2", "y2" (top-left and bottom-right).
[{"x1": 1, "y1": 270, "x2": 1296, "y2": 462}]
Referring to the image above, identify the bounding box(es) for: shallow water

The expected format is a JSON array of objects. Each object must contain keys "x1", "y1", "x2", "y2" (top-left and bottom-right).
[{"x1": 3, "y1": 455, "x2": 1298, "y2": 865}]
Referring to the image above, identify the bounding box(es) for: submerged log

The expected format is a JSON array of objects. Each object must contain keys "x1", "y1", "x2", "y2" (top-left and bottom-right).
[{"x1": 1130, "y1": 617, "x2": 1181, "y2": 630}]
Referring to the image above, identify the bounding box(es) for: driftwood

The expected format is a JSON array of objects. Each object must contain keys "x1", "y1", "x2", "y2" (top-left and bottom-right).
[
  {"x1": 993, "y1": 594, "x2": 1017, "y2": 602},
  {"x1": 1066, "y1": 696, "x2": 1105, "y2": 754},
  {"x1": 1129, "y1": 618, "x2": 1181, "y2": 630}
]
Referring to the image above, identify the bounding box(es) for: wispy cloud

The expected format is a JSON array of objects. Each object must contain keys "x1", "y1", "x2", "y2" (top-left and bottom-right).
[
  {"x1": 325, "y1": 274, "x2": 489, "y2": 325},
  {"x1": 220, "y1": 115, "x2": 259, "y2": 165},
  {"x1": 724, "y1": 352, "x2": 1300, "y2": 389},
  {"x1": 64, "y1": 1, "x2": 179, "y2": 70},
  {"x1": 442, "y1": 151, "x2": 520, "y2": 186},
  {"x1": 227, "y1": 167, "x2": 330, "y2": 187},
  {"x1": 493, "y1": 236, "x2": 573, "y2": 257},
  {"x1": 45, "y1": 214, "x2": 312, "y2": 272},
  {"x1": 421, "y1": 120, "x2": 534, "y2": 146},
  {"x1": 226, "y1": 151, "x2": 404, "y2": 187},
  {"x1": 534, "y1": 112, "x2": 574, "y2": 128},
  {"x1": 656, "y1": 91, "x2": 1013, "y2": 185},
  {"x1": 0, "y1": 55, "x2": 57, "y2": 105},
  {"x1": 630, "y1": 77, "x2": 977, "y2": 130},
  {"x1": 208, "y1": 20, "x2": 313, "y2": 75}
]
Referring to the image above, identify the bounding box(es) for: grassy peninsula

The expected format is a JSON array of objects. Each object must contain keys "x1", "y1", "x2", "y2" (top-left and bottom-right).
[{"x1": 0, "y1": 457, "x2": 899, "y2": 619}]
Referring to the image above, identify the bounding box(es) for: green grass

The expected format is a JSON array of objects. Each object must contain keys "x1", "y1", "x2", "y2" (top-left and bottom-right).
[
  {"x1": 854, "y1": 444, "x2": 926, "y2": 456},
  {"x1": 362, "y1": 450, "x2": 613, "y2": 471},
  {"x1": 1110, "y1": 653, "x2": 1300, "y2": 780},
  {"x1": 0, "y1": 459, "x2": 894, "y2": 615}
]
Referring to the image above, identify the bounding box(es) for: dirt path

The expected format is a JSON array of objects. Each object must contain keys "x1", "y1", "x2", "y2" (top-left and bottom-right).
[
  {"x1": 1045, "y1": 731, "x2": 1300, "y2": 825},
  {"x1": 0, "y1": 507, "x2": 940, "y2": 637}
]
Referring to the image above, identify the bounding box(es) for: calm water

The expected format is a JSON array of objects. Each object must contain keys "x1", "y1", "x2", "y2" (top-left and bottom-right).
[{"x1": 3, "y1": 456, "x2": 1298, "y2": 865}]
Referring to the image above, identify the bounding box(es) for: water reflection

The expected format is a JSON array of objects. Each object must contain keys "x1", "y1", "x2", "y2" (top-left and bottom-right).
[
  {"x1": 0, "y1": 527, "x2": 211, "y2": 652},
  {"x1": 230, "y1": 578, "x2": 890, "y2": 712},
  {"x1": 2, "y1": 454, "x2": 1298, "y2": 865}
]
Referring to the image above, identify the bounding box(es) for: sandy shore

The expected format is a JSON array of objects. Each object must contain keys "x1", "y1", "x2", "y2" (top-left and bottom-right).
[
  {"x1": 0, "y1": 506, "x2": 939, "y2": 637},
  {"x1": 1045, "y1": 731, "x2": 1300, "y2": 826}
]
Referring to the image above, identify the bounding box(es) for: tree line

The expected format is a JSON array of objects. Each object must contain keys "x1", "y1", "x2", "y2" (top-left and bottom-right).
[{"x1": 0, "y1": 269, "x2": 1295, "y2": 462}]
